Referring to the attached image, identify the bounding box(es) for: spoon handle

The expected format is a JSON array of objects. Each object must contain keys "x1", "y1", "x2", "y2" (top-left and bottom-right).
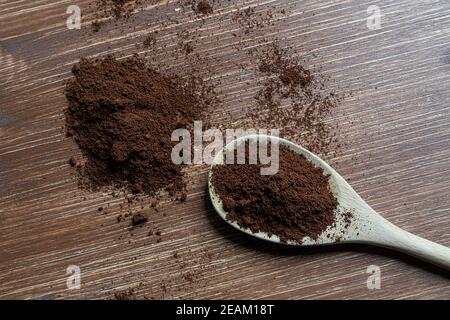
[{"x1": 368, "y1": 217, "x2": 450, "y2": 270}]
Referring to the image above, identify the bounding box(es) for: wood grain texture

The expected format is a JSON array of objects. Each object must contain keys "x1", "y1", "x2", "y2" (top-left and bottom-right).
[{"x1": 0, "y1": 0, "x2": 449, "y2": 300}]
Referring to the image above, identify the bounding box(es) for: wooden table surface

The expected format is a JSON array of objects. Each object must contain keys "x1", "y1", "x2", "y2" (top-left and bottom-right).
[{"x1": 1, "y1": 0, "x2": 449, "y2": 300}]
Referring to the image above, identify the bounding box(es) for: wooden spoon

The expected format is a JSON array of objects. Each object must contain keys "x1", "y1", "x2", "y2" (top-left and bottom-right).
[{"x1": 208, "y1": 134, "x2": 450, "y2": 270}]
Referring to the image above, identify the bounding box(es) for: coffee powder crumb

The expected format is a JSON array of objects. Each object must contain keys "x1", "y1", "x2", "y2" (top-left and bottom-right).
[
  {"x1": 150, "y1": 199, "x2": 158, "y2": 207},
  {"x1": 178, "y1": 192, "x2": 187, "y2": 202},
  {"x1": 131, "y1": 209, "x2": 152, "y2": 226},
  {"x1": 68, "y1": 157, "x2": 76, "y2": 167},
  {"x1": 143, "y1": 34, "x2": 156, "y2": 48},
  {"x1": 343, "y1": 209, "x2": 353, "y2": 229},
  {"x1": 91, "y1": 20, "x2": 103, "y2": 33},
  {"x1": 113, "y1": 288, "x2": 137, "y2": 300},
  {"x1": 194, "y1": 1, "x2": 213, "y2": 15},
  {"x1": 211, "y1": 144, "x2": 338, "y2": 244}
]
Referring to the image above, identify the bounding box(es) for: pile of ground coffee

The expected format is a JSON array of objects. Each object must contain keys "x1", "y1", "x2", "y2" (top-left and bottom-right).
[
  {"x1": 211, "y1": 144, "x2": 338, "y2": 243},
  {"x1": 65, "y1": 55, "x2": 208, "y2": 196}
]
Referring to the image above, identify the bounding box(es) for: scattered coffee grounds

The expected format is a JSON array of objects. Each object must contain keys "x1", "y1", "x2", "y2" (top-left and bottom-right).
[
  {"x1": 90, "y1": 0, "x2": 148, "y2": 32},
  {"x1": 211, "y1": 144, "x2": 338, "y2": 243},
  {"x1": 97, "y1": 0, "x2": 138, "y2": 19},
  {"x1": 247, "y1": 43, "x2": 343, "y2": 156},
  {"x1": 91, "y1": 20, "x2": 103, "y2": 33},
  {"x1": 113, "y1": 288, "x2": 137, "y2": 300},
  {"x1": 131, "y1": 209, "x2": 151, "y2": 226},
  {"x1": 65, "y1": 55, "x2": 209, "y2": 197},
  {"x1": 343, "y1": 210, "x2": 353, "y2": 229},
  {"x1": 232, "y1": 6, "x2": 286, "y2": 34},
  {"x1": 110, "y1": 247, "x2": 214, "y2": 299}
]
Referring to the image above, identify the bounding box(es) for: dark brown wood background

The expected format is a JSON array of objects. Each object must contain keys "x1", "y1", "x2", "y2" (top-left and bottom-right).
[{"x1": 1, "y1": 0, "x2": 449, "y2": 300}]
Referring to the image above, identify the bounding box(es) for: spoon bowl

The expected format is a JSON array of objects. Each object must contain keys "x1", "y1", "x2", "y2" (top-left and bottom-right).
[{"x1": 208, "y1": 134, "x2": 450, "y2": 270}]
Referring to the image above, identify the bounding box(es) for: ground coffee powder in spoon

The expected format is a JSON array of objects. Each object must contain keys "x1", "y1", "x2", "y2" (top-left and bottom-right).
[{"x1": 211, "y1": 144, "x2": 338, "y2": 243}]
